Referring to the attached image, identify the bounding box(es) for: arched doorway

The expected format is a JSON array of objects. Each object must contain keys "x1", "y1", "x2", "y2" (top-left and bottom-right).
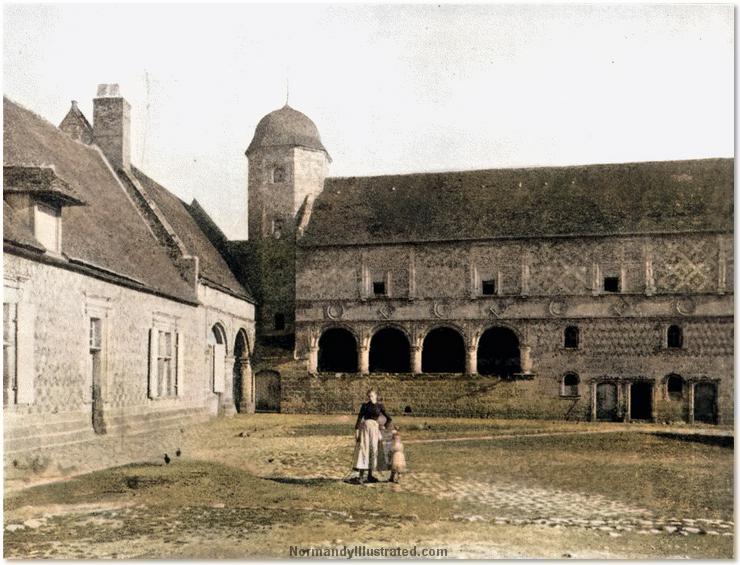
[
  {"x1": 255, "y1": 370, "x2": 280, "y2": 412},
  {"x1": 208, "y1": 323, "x2": 227, "y2": 415},
  {"x1": 370, "y1": 327, "x2": 410, "y2": 373},
  {"x1": 422, "y1": 327, "x2": 465, "y2": 373},
  {"x1": 318, "y1": 328, "x2": 358, "y2": 372},
  {"x1": 233, "y1": 329, "x2": 251, "y2": 413},
  {"x1": 694, "y1": 382, "x2": 718, "y2": 424},
  {"x1": 477, "y1": 327, "x2": 521, "y2": 377}
]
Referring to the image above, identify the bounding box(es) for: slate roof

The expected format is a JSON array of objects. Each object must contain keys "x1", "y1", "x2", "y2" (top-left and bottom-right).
[
  {"x1": 3, "y1": 96, "x2": 197, "y2": 303},
  {"x1": 300, "y1": 159, "x2": 734, "y2": 247},
  {"x1": 4, "y1": 165, "x2": 86, "y2": 206},
  {"x1": 246, "y1": 105, "x2": 330, "y2": 159},
  {"x1": 131, "y1": 168, "x2": 254, "y2": 301}
]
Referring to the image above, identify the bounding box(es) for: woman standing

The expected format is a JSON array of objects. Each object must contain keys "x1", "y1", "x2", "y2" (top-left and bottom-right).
[{"x1": 353, "y1": 389, "x2": 392, "y2": 484}]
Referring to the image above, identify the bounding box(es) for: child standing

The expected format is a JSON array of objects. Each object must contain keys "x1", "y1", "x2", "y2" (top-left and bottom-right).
[{"x1": 389, "y1": 429, "x2": 406, "y2": 483}]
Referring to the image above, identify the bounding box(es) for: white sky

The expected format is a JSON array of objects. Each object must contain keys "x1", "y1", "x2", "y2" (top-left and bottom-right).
[{"x1": 3, "y1": 3, "x2": 734, "y2": 239}]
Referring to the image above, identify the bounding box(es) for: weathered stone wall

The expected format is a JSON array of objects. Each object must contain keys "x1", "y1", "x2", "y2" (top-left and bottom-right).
[
  {"x1": 3, "y1": 253, "x2": 254, "y2": 483},
  {"x1": 291, "y1": 231, "x2": 733, "y2": 424}
]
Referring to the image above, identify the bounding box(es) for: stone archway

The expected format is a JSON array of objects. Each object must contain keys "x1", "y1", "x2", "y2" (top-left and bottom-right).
[
  {"x1": 318, "y1": 327, "x2": 358, "y2": 373},
  {"x1": 477, "y1": 326, "x2": 521, "y2": 377},
  {"x1": 370, "y1": 327, "x2": 410, "y2": 373},
  {"x1": 233, "y1": 329, "x2": 253, "y2": 413},
  {"x1": 422, "y1": 327, "x2": 465, "y2": 373}
]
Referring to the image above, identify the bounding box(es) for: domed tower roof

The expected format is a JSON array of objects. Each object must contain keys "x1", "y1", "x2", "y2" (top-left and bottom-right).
[{"x1": 246, "y1": 104, "x2": 330, "y2": 160}]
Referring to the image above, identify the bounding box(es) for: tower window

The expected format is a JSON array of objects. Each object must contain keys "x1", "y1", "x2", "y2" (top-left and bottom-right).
[
  {"x1": 603, "y1": 276, "x2": 620, "y2": 293},
  {"x1": 481, "y1": 279, "x2": 496, "y2": 296},
  {"x1": 274, "y1": 313, "x2": 286, "y2": 331},
  {"x1": 271, "y1": 166, "x2": 287, "y2": 183},
  {"x1": 666, "y1": 374, "x2": 683, "y2": 401},
  {"x1": 564, "y1": 326, "x2": 579, "y2": 349},
  {"x1": 561, "y1": 373, "x2": 580, "y2": 397},
  {"x1": 373, "y1": 281, "x2": 387, "y2": 296},
  {"x1": 271, "y1": 218, "x2": 283, "y2": 239},
  {"x1": 667, "y1": 325, "x2": 683, "y2": 349}
]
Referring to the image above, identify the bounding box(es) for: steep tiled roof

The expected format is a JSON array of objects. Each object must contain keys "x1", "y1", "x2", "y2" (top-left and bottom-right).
[
  {"x1": 131, "y1": 168, "x2": 254, "y2": 301},
  {"x1": 300, "y1": 159, "x2": 733, "y2": 247},
  {"x1": 4, "y1": 165, "x2": 86, "y2": 206},
  {"x1": 3, "y1": 97, "x2": 197, "y2": 303}
]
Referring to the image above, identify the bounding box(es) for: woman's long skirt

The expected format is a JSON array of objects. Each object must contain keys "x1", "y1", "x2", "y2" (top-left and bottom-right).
[{"x1": 353, "y1": 419, "x2": 381, "y2": 471}]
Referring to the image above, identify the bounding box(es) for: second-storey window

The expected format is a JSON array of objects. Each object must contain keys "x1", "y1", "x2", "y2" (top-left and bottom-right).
[
  {"x1": 564, "y1": 326, "x2": 579, "y2": 349},
  {"x1": 667, "y1": 325, "x2": 683, "y2": 349}
]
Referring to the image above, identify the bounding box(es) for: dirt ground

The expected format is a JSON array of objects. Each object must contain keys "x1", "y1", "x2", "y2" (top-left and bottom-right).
[{"x1": 3, "y1": 414, "x2": 734, "y2": 559}]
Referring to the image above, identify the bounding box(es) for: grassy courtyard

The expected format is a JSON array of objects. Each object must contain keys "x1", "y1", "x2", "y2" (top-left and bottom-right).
[{"x1": 4, "y1": 414, "x2": 734, "y2": 559}]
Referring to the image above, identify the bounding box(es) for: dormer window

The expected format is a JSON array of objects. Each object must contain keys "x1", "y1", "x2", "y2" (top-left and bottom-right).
[
  {"x1": 34, "y1": 202, "x2": 62, "y2": 253},
  {"x1": 3, "y1": 166, "x2": 85, "y2": 256},
  {"x1": 271, "y1": 166, "x2": 287, "y2": 183}
]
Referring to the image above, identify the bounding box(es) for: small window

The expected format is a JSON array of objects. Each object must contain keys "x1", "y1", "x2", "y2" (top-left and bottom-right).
[
  {"x1": 274, "y1": 313, "x2": 286, "y2": 331},
  {"x1": 666, "y1": 374, "x2": 683, "y2": 401},
  {"x1": 603, "y1": 276, "x2": 620, "y2": 293},
  {"x1": 562, "y1": 373, "x2": 580, "y2": 397},
  {"x1": 564, "y1": 326, "x2": 579, "y2": 349},
  {"x1": 271, "y1": 166, "x2": 287, "y2": 183},
  {"x1": 89, "y1": 318, "x2": 102, "y2": 351},
  {"x1": 667, "y1": 325, "x2": 683, "y2": 349},
  {"x1": 481, "y1": 279, "x2": 496, "y2": 296},
  {"x1": 271, "y1": 218, "x2": 283, "y2": 239},
  {"x1": 373, "y1": 281, "x2": 387, "y2": 296}
]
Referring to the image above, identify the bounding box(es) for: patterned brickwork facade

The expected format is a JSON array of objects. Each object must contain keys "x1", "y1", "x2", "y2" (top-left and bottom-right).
[{"x1": 288, "y1": 231, "x2": 733, "y2": 424}]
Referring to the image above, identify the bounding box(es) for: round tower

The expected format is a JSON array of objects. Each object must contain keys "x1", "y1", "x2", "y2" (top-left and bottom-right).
[{"x1": 245, "y1": 104, "x2": 330, "y2": 340}]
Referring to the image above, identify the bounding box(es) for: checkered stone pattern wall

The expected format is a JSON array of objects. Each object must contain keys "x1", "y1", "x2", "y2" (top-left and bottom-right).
[{"x1": 653, "y1": 236, "x2": 719, "y2": 294}]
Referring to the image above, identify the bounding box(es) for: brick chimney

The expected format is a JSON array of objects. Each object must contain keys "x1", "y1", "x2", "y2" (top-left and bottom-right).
[{"x1": 93, "y1": 84, "x2": 131, "y2": 169}]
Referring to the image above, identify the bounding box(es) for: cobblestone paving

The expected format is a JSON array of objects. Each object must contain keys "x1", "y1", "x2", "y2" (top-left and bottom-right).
[{"x1": 257, "y1": 434, "x2": 734, "y2": 539}]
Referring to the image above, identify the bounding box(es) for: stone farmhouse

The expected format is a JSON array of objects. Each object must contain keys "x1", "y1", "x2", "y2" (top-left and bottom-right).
[
  {"x1": 245, "y1": 106, "x2": 733, "y2": 425},
  {"x1": 3, "y1": 86, "x2": 256, "y2": 481}
]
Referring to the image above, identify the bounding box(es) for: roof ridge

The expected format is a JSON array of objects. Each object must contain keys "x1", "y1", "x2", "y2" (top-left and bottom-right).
[{"x1": 326, "y1": 157, "x2": 734, "y2": 182}]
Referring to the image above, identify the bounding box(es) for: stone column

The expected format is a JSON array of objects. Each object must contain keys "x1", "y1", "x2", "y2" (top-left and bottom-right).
[
  {"x1": 590, "y1": 380, "x2": 597, "y2": 421},
  {"x1": 411, "y1": 344, "x2": 422, "y2": 374},
  {"x1": 466, "y1": 345, "x2": 477, "y2": 376},
  {"x1": 239, "y1": 358, "x2": 255, "y2": 414},
  {"x1": 222, "y1": 355, "x2": 237, "y2": 416},
  {"x1": 359, "y1": 344, "x2": 370, "y2": 375},
  {"x1": 687, "y1": 382, "x2": 695, "y2": 424},
  {"x1": 623, "y1": 381, "x2": 631, "y2": 423},
  {"x1": 520, "y1": 345, "x2": 533, "y2": 374},
  {"x1": 308, "y1": 346, "x2": 318, "y2": 375}
]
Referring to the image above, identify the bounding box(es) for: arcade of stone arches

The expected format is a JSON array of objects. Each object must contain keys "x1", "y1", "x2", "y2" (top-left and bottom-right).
[
  {"x1": 309, "y1": 324, "x2": 532, "y2": 377},
  {"x1": 207, "y1": 322, "x2": 255, "y2": 414}
]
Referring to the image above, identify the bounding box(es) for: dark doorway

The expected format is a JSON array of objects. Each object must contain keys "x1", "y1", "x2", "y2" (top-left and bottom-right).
[
  {"x1": 370, "y1": 327, "x2": 410, "y2": 373},
  {"x1": 233, "y1": 330, "x2": 249, "y2": 412},
  {"x1": 694, "y1": 382, "x2": 717, "y2": 424},
  {"x1": 596, "y1": 382, "x2": 618, "y2": 421},
  {"x1": 630, "y1": 382, "x2": 653, "y2": 421},
  {"x1": 477, "y1": 327, "x2": 521, "y2": 377},
  {"x1": 422, "y1": 327, "x2": 465, "y2": 373},
  {"x1": 318, "y1": 328, "x2": 358, "y2": 373},
  {"x1": 255, "y1": 370, "x2": 280, "y2": 412}
]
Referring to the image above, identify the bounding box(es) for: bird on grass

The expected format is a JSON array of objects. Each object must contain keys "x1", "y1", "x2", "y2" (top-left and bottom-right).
[
  {"x1": 164, "y1": 453, "x2": 171, "y2": 465},
  {"x1": 175, "y1": 448, "x2": 181, "y2": 457}
]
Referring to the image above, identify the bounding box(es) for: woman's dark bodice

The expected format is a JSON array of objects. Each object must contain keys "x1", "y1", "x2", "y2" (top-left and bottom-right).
[{"x1": 355, "y1": 401, "x2": 392, "y2": 429}]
